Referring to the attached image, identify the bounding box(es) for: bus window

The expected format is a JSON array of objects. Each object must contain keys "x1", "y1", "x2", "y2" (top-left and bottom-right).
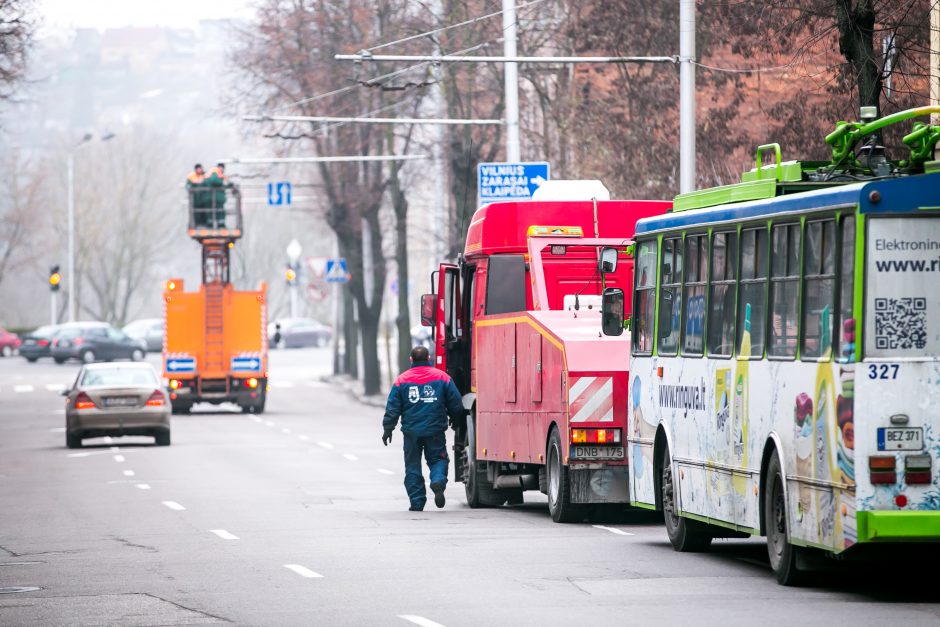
[
  {"x1": 802, "y1": 219, "x2": 836, "y2": 359},
  {"x1": 838, "y1": 216, "x2": 856, "y2": 362},
  {"x1": 738, "y1": 227, "x2": 768, "y2": 358},
  {"x1": 682, "y1": 234, "x2": 707, "y2": 356},
  {"x1": 708, "y1": 231, "x2": 737, "y2": 357},
  {"x1": 659, "y1": 237, "x2": 682, "y2": 355},
  {"x1": 632, "y1": 240, "x2": 657, "y2": 354},
  {"x1": 769, "y1": 223, "x2": 801, "y2": 358}
]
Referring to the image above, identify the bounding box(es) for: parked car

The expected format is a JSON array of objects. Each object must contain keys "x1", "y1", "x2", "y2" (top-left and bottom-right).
[
  {"x1": 19, "y1": 325, "x2": 60, "y2": 362},
  {"x1": 123, "y1": 318, "x2": 164, "y2": 352},
  {"x1": 268, "y1": 317, "x2": 332, "y2": 348},
  {"x1": 51, "y1": 322, "x2": 146, "y2": 364},
  {"x1": 64, "y1": 362, "x2": 171, "y2": 448},
  {"x1": 0, "y1": 326, "x2": 21, "y2": 357}
]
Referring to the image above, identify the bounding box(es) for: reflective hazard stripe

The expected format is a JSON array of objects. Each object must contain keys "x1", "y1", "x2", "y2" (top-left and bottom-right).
[{"x1": 569, "y1": 376, "x2": 614, "y2": 423}]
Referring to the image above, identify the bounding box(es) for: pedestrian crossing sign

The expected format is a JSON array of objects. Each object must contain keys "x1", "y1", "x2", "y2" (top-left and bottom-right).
[{"x1": 325, "y1": 258, "x2": 350, "y2": 283}]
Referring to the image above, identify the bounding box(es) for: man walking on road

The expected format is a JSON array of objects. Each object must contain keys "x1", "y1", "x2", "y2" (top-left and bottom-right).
[{"x1": 383, "y1": 346, "x2": 465, "y2": 511}]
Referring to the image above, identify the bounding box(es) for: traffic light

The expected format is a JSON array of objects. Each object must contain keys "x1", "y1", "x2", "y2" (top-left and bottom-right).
[
  {"x1": 285, "y1": 265, "x2": 297, "y2": 285},
  {"x1": 49, "y1": 265, "x2": 62, "y2": 292}
]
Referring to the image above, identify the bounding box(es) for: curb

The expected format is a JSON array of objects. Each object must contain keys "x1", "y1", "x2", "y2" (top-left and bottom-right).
[{"x1": 320, "y1": 374, "x2": 386, "y2": 408}]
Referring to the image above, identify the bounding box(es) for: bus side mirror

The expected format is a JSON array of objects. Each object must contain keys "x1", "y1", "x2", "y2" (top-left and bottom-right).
[
  {"x1": 420, "y1": 294, "x2": 435, "y2": 327},
  {"x1": 601, "y1": 287, "x2": 625, "y2": 337},
  {"x1": 659, "y1": 290, "x2": 674, "y2": 339},
  {"x1": 599, "y1": 247, "x2": 618, "y2": 274}
]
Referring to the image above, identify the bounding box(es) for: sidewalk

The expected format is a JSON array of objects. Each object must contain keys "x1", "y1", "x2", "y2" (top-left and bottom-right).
[{"x1": 320, "y1": 374, "x2": 387, "y2": 408}]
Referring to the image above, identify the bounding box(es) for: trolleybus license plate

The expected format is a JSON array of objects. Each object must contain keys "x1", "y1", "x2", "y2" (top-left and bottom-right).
[
  {"x1": 877, "y1": 427, "x2": 923, "y2": 451},
  {"x1": 572, "y1": 446, "x2": 624, "y2": 460}
]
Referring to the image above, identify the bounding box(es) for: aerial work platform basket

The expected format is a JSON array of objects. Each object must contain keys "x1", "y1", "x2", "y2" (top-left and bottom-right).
[{"x1": 187, "y1": 183, "x2": 243, "y2": 242}]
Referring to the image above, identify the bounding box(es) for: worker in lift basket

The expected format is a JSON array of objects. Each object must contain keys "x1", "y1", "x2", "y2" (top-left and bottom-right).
[{"x1": 382, "y1": 346, "x2": 465, "y2": 511}]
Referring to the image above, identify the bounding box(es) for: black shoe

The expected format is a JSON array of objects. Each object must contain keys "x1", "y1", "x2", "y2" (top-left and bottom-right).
[
  {"x1": 430, "y1": 482, "x2": 445, "y2": 508},
  {"x1": 409, "y1": 505, "x2": 424, "y2": 512}
]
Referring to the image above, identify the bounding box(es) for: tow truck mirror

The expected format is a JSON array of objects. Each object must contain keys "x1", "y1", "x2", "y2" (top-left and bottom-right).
[
  {"x1": 599, "y1": 247, "x2": 618, "y2": 274},
  {"x1": 659, "y1": 290, "x2": 674, "y2": 339},
  {"x1": 601, "y1": 287, "x2": 625, "y2": 337},
  {"x1": 420, "y1": 294, "x2": 435, "y2": 327}
]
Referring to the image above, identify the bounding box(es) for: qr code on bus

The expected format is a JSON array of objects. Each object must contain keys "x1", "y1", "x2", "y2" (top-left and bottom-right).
[{"x1": 874, "y1": 297, "x2": 927, "y2": 350}]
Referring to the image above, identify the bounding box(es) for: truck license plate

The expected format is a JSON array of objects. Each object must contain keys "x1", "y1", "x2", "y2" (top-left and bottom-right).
[
  {"x1": 572, "y1": 446, "x2": 624, "y2": 460},
  {"x1": 877, "y1": 427, "x2": 924, "y2": 451}
]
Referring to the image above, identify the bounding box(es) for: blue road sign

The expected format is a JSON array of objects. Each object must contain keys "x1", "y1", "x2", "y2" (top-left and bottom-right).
[
  {"x1": 478, "y1": 162, "x2": 550, "y2": 204},
  {"x1": 325, "y1": 258, "x2": 349, "y2": 283},
  {"x1": 231, "y1": 356, "x2": 262, "y2": 372},
  {"x1": 267, "y1": 181, "x2": 292, "y2": 206},
  {"x1": 166, "y1": 358, "x2": 196, "y2": 373}
]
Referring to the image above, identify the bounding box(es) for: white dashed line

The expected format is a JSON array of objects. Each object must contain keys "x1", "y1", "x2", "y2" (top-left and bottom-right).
[
  {"x1": 136, "y1": 483, "x2": 151, "y2": 490},
  {"x1": 113, "y1": 455, "x2": 125, "y2": 463},
  {"x1": 592, "y1": 525, "x2": 634, "y2": 536},
  {"x1": 52, "y1": 409, "x2": 65, "y2": 415},
  {"x1": 298, "y1": 435, "x2": 309, "y2": 441},
  {"x1": 399, "y1": 615, "x2": 447, "y2": 627},
  {"x1": 377, "y1": 468, "x2": 395, "y2": 475},
  {"x1": 249, "y1": 415, "x2": 262, "y2": 423},
  {"x1": 265, "y1": 421, "x2": 275, "y2": 427},
  {"x1": 273, "y1": 381, "x2": 295, "y2": 388},
  {"x1": 13, "y1": 385, "x2": 34, "y2": 393},
  {"x1": 284, "y1": 564, "x2": 323, "y2": 578},
  {"x1": 343, "y1": 453, "x2": 358, "y2": 461},
  {"x1": 210, "y1": 529, "x2": 239, "y2": 540},
  {"x1": 103, "y1": 437, "x2": 113, "y2": 444},
  {"x1": 282, "y1": 428, "x2": 292, "y2": 434},
  {"x1": 123, "y1": 470, "x2": 135, "y2": 477},
  {"x1": 317, "y1": 441, "x2": 333, "y2": 449},
  {"x1": 162, "y1": 501, "x2": 185, "y2": 511},
  {"x1": 45, "y1": 383, "x2": 65, "y2": 392},
  {"x1": 48, "y1": 427, "x2": 65, "y2": 433}
]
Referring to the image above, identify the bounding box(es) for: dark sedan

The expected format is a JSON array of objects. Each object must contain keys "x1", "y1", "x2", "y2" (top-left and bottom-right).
[
  {"x1": 51, "y1": 323, "x2": 146, "y2": 364},
  {"x1": 269, "y1": 318, "x2": 332, "y2": 348},
  {"x1": 19, "y1": 325, "x2": 60, "y2": 362}
]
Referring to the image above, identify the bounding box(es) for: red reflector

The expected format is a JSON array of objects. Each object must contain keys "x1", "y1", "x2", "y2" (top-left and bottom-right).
[
  {"x1": 870, "y1": 471, "x2": 897, "y2": 484},
  {"x1": 146, "y1": 390, "x2": 165, "y2": 407},
  {"x1": 74, "y1": 391, "x2": 95, "y2": 410},
  {"x1": 170, "y1": 392, "x2": 177, "y2": 400},
  {"x1": 869, "y1": 455, "x2": 896, "y2": 470},
  {"x1": 895, "y1": 494, "x2": 908, "y2": 507},
  {"x1": 905, "y1": 471, "x2": 932, "y2": 485}
]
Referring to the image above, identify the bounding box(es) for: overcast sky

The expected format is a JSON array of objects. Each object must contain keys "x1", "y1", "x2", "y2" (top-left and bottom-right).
[{"x1": 39, "y1": 0, "x2": 254, "y2": 31}]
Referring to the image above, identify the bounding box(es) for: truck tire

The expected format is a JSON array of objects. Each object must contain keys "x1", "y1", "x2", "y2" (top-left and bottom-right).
[
  {"x1": 661, "y1": 447, "x2": 712, "y2": 551},
  {"x1": 546, "y1": 427, "x2": 583, "y2": 523},
  {"x1": 765, "y1": 450, "x2": 805, "y2": 585},
  {"x1": 172, "y1": 404, "x2": 192, "y2": 415},
  {"x1": 464, "y1": 411, "x2": 506, "y2": 508}
]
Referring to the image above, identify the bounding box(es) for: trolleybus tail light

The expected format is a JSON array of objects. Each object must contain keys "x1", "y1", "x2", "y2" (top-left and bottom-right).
[
  {"x1": 571, "y1": 428, "x2": 621, "y2": 444},
  {"x1": 146, "y1": 390, "x2": 166, "y2": 407},
  {"x1": 904, "y1": 454, "x2": 932, "y2": 485},
  {"x1": 869, "y1": 455, "x2": 897, "y2": 484},
  {"x1": 74, "y1": 392, "x2": 96, "y2": 410}
]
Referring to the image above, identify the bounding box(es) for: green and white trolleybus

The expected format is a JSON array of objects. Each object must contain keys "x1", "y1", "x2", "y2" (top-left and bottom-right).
[{"x1": 609, "y1": 106, "x2": 940, "y2": 585}]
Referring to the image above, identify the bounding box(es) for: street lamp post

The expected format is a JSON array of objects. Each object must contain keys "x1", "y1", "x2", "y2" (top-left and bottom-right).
[{"x1": 67, "y1": 132, "x2": 114, "y2": 322}]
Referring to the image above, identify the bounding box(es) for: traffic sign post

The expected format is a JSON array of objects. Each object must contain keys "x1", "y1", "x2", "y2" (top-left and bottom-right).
[
  {"x1": 478, "y1": 162, "x2": 550, "y2": 204},
  {"x1": 325, "y1": 258, "x2": 350, "y2": 284}
]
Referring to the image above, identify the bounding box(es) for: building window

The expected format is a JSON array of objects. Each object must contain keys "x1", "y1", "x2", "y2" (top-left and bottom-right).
[{"x1": 707, "y1": 231, "x2": 738, "y2": 357}]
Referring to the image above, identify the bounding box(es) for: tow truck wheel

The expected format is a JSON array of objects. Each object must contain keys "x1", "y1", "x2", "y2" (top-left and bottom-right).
[
  {"x1": 660, "y1": 448, "x2": 712, "y2": 552},
  {"x1": 464, "y1": 411, "x2": 506, "y2": 508},
  {"x1": 765, "y1": 450, "x2": 805, "y2": 586},
  {"x1": 546, "y1": 427, "x2": 583, "y2": 523},
  {"x1": 172, "y1": 404, "x2": 192, "y2": 415}
]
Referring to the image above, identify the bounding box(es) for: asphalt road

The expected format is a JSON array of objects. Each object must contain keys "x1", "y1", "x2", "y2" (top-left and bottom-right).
[{"x1": 1, "y1": 348, "x2": 938, "y2": 626}]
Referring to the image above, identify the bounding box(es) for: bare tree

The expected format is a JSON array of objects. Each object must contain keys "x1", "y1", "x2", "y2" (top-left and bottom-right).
[
  {"x1": 0, "y1": 149, "x2": 44, "y2": 288},
  {"x1": 0, "y1": 0, "x2": 37, "y2": 101}
]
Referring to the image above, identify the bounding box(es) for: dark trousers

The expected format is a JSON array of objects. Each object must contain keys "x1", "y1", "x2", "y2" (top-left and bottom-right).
[{"x1": 402, "y1": 431, "x2": 448, "y2": 509}]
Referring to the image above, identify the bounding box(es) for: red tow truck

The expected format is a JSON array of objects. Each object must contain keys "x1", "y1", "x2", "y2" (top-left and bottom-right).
[{"x1": 421, "y1": 196, "x2": 669, "y2": 521}]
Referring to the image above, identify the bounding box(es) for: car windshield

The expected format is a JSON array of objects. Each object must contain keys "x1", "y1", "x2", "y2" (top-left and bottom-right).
[{"x1": 81, "y1": 368, "x2": 158, "y2": 387}]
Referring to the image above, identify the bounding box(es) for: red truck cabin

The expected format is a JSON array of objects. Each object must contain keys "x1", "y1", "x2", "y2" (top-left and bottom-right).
[{"x1": 428, "y1": 198, "x2": 670, "y2": 521}]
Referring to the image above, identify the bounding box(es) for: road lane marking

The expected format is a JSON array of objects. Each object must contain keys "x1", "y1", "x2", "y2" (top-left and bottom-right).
[
  {"x1": 13, "y1": 385, "x2": 34, "y2": 393},
  {"x1": 210, "y1": 530, "x2": 239, "y2": 540},
  {"x1": 317, "y1": 441, "x2": 333, "y2": 449},
  {"x1": 264, "y1": 421, "x2": 275, "y2": 427},
  {"x1": 113, "y1": 455, "x2": 125, "y2": 463},
  {"x1": 52, "y1": 409, "x2": 65, "y2": 415},
  {"x1": 48, "y1": 427, "x2": 65, "y2": 433},
  {"x1": 136, "y1": 483, "x2": 151, "y2": 490},
  {"x1": 68, "y1": 451, "x2": 107, "y2": 458},
  {"x1": 45, "y1": 383, "x2": 65, "y2": 392},
  {"x1": 273, "y1": 381, "x2": 295, "y2": 388},
  {"x1": 162, "y1": 501, "x2": 185, "y2": 511},
  {"x1": 399, "y1": 615, "x2": 446, "y2": 627},
  {"x1": 284, "y1": 564, "x2": 323, "y2": 579},
  {"x1": 104, "y1": 437, "x2": 113, "y2": 444},
  {"x1": 377, "y1": 468, "x2": 395, "y2": 475},
  {"x1": 282, "y1": 428, "x2": 292, "y2": 434},
  {"x1": 343, "y1": 454, "x2": 358, "y2": 461},
  {"x1": 592, "y1": 525, "x2": 633, "y2": 536},
  {"x1": 298, "y1": 435, "x2": 309, "y2": 441},
  {"x1": 123, "y1": 470, "x2": 135, "y2": 477},
  {"x1": 249, "y1": 415, "x2": 262, "y2": 423}
]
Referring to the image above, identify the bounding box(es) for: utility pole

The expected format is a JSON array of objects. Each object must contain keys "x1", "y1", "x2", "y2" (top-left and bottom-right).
[
  {"x1": 503, "y1": 0, "x2": 521, "y2": 162},
  {"x1": 679, "y1": 0, "x2": 696, "y2": 194},
  {"x1": 932, "y1": 1, "x2": 939, "y2": 159}
]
